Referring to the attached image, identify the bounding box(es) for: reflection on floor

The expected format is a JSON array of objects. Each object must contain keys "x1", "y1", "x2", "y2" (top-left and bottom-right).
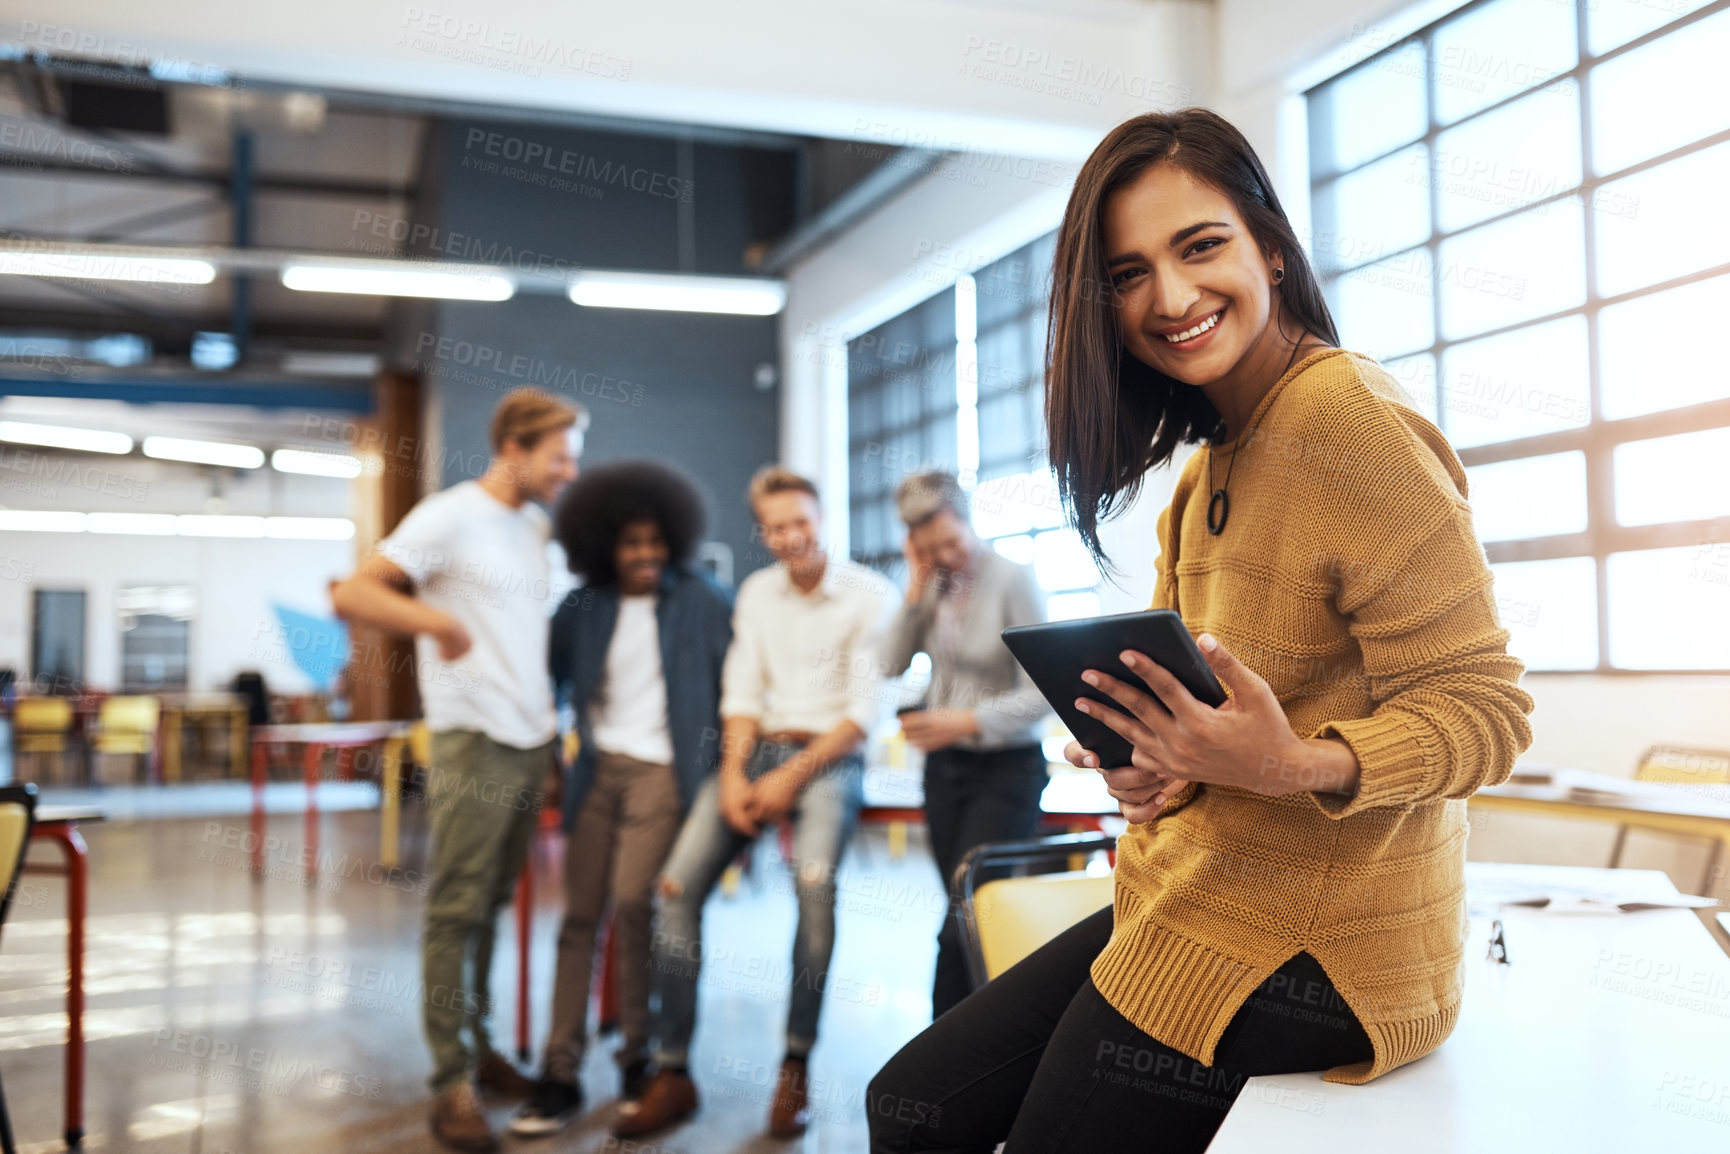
[{"x1": 1, "y1": 803, "x2": 947, "y2": 1153}]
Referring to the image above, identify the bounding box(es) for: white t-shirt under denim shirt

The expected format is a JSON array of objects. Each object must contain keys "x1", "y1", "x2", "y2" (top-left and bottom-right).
[
  {"x1": 589, "y1": 593, "x2": 674, "y2": 764},
  {"x1": 377, "y1": 480, "x2": 563, "y2": 749}
]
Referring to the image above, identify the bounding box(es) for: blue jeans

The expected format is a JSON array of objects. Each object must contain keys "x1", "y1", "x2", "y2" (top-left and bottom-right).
[{"x1": 651, "y1": 738, "x2": 864, "y2": 1066}]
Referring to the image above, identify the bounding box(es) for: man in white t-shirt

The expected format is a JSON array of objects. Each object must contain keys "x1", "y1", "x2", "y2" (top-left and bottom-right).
[{"x1": 331, "y1": 387, "x2": 586, "y2": 1153}]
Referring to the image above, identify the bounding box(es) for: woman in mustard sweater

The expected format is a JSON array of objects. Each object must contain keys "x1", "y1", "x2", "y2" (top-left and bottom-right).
[{"x1": 868, "y1": 108, "x2": 1535, "y2": 1153}]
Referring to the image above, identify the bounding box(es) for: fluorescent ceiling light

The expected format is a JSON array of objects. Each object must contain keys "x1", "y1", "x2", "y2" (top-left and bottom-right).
[
  {"x1": 272, "y1": 448, "x2": 363, "y2": 479},
  {"x1": 0, "y1": 252, "x2": 215, "y2": 284},
  {"x1": 0, "y1": 510, "x2": 86, "y2": 532},
  {"x1": 280, "y1": 352, "x2": 382, "y2": 377},
  {"x1": 177, "y1": 514, "x2": 266, "y2": 537},
  {"x1": 88, "y1": 512, "x2": 177, "y2": 535},
  {"x1": 568, "y1": 271, "x2": 786, "y2": 315},
  {"x1": 264, "y1": 517, "x2": 355, "y2": 540},
  {"x1": 282, "y1": 263, "x2": 514, "y2": 301},
  {"x1": 143, "y1": 436, "x2": 265, "y2": 469},
  {"x1": 0, "y1": 420, "x2": 133, "y2": 454}
]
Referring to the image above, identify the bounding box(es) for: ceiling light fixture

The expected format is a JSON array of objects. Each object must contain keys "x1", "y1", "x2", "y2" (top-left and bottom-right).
[
  {"x1": 0, "y1": 420, "x2": 133, "y2": 454},
  {"x1": 142, "y1": 436, "x2": 265, "y2": 469},
  {"x1": 568, "y1": 271, "x2": 786, "y2": 315},
  {"x1": 0, "y1": 251, "x2": 215, "y2": 284},
  {"x1": 282, "y1": 263, "x2": 515, "y2": 301},
  {"x1": 271, "y1": 448, "x2": 363, "y2": 479}
]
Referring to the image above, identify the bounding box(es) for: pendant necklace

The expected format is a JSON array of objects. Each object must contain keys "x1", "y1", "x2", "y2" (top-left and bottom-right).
[{"x1": 1205, "y1": 320, "x2": 1314, "y2": 536}]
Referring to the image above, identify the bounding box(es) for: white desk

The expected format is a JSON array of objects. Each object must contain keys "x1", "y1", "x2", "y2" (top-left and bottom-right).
[{"x1": 1210, "y1": 864, "x2": 1730, "y2": 1154}]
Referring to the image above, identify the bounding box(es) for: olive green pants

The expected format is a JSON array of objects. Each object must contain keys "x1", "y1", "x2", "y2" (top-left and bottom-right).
[{"x1": 421, "y1": 728, "x2": 554, "y2": 1092}]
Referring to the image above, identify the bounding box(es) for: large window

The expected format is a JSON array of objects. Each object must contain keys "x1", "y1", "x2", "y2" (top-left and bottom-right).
[
  {"x1": 848, "y1": 288, "x2": 957, "y2": 574},
  {"x1": 846, "y1": 234, "x2": 1098, "y2": 620},
  {"x1": 1308, "y1": 0, "x2": 1730, "y2": 673},
  {"x1": 968, "y1": 234, "x2": 1100, "y2": 620}
]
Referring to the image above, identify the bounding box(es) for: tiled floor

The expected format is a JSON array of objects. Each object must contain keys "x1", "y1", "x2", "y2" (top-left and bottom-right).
[{"x1": 1, "y1": 800, "x2": 950, "y2": 1153}]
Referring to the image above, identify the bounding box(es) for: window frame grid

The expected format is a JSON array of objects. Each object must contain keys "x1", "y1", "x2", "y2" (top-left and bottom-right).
[{"x1": 1308, "y1": 0, "x2": 1730, "y2": 675}]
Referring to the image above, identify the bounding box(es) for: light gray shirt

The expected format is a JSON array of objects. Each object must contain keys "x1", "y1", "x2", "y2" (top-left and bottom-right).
[{"x1": 882, "y1": 547, "x2": 1052, "y2": 751}]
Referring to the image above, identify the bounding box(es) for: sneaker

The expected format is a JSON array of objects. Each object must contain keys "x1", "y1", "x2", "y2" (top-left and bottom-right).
[
  {"x1": 429, "y1": 1082, "x2": 499, "y2": 1153},
  {"x1": 612, "y1": 1069, "x2": 698, "y2": 1138},
  {"x1": 767, "y1": 1057, "x2": 810, "y2": 1138},
  {"x1": 475, "y1": 1050, "x2": 536, "y2": 1100},
  {"x1": 509, "y1": 1077, "x2": 584, "y2": 1137},
  {"x1": 622, "y1": 1058, "x2": 651, "y2": 1103}
]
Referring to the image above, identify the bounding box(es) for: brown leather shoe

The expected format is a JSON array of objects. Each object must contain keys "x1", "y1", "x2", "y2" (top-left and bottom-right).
[
  {"x1": 429, "y1": 1082, "x2": 499, "y2": 1153},
  {"x1": 612, "y1": 1069, "x2": 699, "y2": 1138},
  {"x1": 474, "y1": 1050, "x2": 535, "y2": 1099},
  {"x1": 767, "y1": 1059, "x2": 811, "y2": 1138}
]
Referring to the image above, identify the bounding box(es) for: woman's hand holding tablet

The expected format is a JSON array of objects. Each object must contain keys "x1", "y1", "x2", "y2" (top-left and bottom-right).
[{"x1": 1003, "y1": 612, "x2": 1361, "y2": 822}]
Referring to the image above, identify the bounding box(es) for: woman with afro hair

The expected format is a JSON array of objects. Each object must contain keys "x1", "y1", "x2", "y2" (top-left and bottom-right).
[{"x1": 512, "y1": 460, "x2": 733, "y2": 1137}]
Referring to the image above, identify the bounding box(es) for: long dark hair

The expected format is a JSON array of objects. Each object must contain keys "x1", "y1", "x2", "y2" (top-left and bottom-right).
[{"x1": 1045, "y1": 108, "x2": 1338, "y2": 567}]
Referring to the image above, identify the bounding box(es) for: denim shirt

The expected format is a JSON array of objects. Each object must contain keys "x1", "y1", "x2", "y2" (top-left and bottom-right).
[{"x1": 548, "y1": 564, "x2": 733, "y2": 828}]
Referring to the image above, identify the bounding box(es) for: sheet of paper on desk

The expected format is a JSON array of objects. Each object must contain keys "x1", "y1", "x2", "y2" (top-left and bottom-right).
[{"x1": 1464, "y1": 861, "x2": 1715, "y2": 915}]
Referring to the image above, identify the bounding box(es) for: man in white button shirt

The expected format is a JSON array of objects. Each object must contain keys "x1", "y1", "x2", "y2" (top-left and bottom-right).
[
  {"x1": 616, "y1": 466, "x2": 894, "y2": 1141},
  {"x1": 331, "y1": 387, "x2": 585, "y2": 1153}
]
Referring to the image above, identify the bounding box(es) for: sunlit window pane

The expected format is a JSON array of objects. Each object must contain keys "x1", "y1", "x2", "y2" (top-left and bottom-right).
[
  {"x1": 1613, "y1": 427, "x2": 1730, "y2": 527},
  {"x1": 992, "y1": 533, "x2": 1035, "y2": 566},
  {"x1": 972, "y1": 470, "x2": 1063, "y2": 539},
  {"x1": 1599, "y1": 273, "x2": 1730, "y2": 420},
  {"x1": 1031, "y1": 528, "x2": 1097, "y2": 592},
  {"x1": 1608, "y1": 546, "x2": 1730, "y2": 669},
  {"x1": 1318, "y1": 145, "x2": 1431, "y2": 273},
  {"x1": 1313, "y1": 43, "x2": 1429, "y2": 173},
  {"x1": 1047, "y1": 591, "x2": 1102, "y2": 622},
  {"x1": 1489, "y1": 557, "x2": 1598, "y2": 670},
  {"x1": 1431, "y1": 0, "x2": 1578, "y2": 125},
  {"x1": 1330, "y1": 249, "x2": 1434, "y2": 359},
  {"x1": 1383, "y1": 353, "x2": 1439, "y2": 424},
  {"x1": 1438, "y1": 200, "x2": 1585, "y2": 340},
  {"x1": 1594, "y1": 143, "x2": 1730, "y2": 298},
  {"x1": 1439, "y1": 316, "x2": 1590, "y2": 448},
  {"x1": 1433, "y1": 87, "x2": 1581, "y2": 233},
  {"x1": 1466, "y1": 452, "x2": 1588, "y2": 542},
  {"x1": 1590, "y1": 7, "x2": 1730, "y2": 174},
  {"x1": 1589, "y1": 0, "x2": 1695, "y2": 54}
]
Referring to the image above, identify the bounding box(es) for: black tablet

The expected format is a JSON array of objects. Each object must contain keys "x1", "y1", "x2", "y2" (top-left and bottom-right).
[{"x1": 1001, "y1": 610, "x2": 1226, "y2": 768}]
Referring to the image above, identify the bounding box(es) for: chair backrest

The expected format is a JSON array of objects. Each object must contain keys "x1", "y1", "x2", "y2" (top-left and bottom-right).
[
  {"x1": 973, "y1": 872, "x2": 1115, "y2": 981},
  {"x1": 954, "y1": 831, "x2": 1118, "y2": 990},
  {"x1": 14, "y1": 697, "x2": 73, "y2": 734},
  {"x1": 1635, "y1": 745, "x2": 1730, "y2": 786},
  {"x1": 0, "y1": 783, "x2": 39, "y2": 936},
  {"x1": 99, "y1": 695, "x2": 161, "y2": 734}
]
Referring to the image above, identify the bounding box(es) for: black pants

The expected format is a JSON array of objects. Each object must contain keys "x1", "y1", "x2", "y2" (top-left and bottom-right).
[
  {"x1": 923, "y1": 743, "x2": 1048, "y2": 1018},
  {"x1": 867, "y1": 906, "x2": 1373, "y2": 1153}
]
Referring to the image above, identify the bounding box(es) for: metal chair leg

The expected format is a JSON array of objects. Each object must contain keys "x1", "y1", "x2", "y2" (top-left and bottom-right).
[
  {"x1": 1607, "y1": 823, "x2": 1630, "y2": 869},
  {"x1": 0, "y1": 1063, "x2": 16, "y2": 1154}
]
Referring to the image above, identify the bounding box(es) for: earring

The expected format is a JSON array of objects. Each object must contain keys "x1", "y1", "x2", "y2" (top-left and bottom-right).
[{"x1": 1272, "y1": 267, "x2": 1285, "y2": 284}]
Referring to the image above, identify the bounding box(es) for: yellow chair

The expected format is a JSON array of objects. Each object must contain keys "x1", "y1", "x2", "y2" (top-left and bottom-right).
[
  {"x1": 956, "y1": 832, "x2": 1117, "y2": 988},
  {"x1": 0, "y1": 781, "x2": 39, "y2": 1153},
  {"x1": 13, "y1": 698, "x2": 73, "y2": 785},
  {"x1": 92, "y1": 696, "x2": 160, "y2": 784},
  {"x1": 1609, "y1": 745, "x2": 1730, "y2": 892}
]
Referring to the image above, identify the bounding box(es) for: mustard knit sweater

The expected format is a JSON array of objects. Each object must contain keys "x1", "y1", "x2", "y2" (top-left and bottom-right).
[{"x1": 1088, "y1": 347, "x2": 1536, "y2": 1085}]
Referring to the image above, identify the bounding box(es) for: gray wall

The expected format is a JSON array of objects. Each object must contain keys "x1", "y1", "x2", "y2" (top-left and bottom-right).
[{"x1": 401, "y1": 118, "x2": 781, "y2": 582}]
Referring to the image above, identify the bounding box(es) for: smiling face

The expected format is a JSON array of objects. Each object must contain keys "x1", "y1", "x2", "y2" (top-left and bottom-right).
[
  {"x1": 614, "y1": 518, "x2": 668, "y2": 595},
  {"x1": 754, "y1": 489, "x2": 824, "y2": 573},
  {"x1": 1103, "y1": 163, "x2": 1290, "y2": 409}
]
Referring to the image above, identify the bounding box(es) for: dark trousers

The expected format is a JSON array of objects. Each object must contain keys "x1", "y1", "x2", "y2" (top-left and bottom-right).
[
  {"x1": 867, "y1": 906, "x2": 1374, "y2": 1153},
  {"x1": 922, "y1": 743, "x2": 1047, "y2": 1018}
]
